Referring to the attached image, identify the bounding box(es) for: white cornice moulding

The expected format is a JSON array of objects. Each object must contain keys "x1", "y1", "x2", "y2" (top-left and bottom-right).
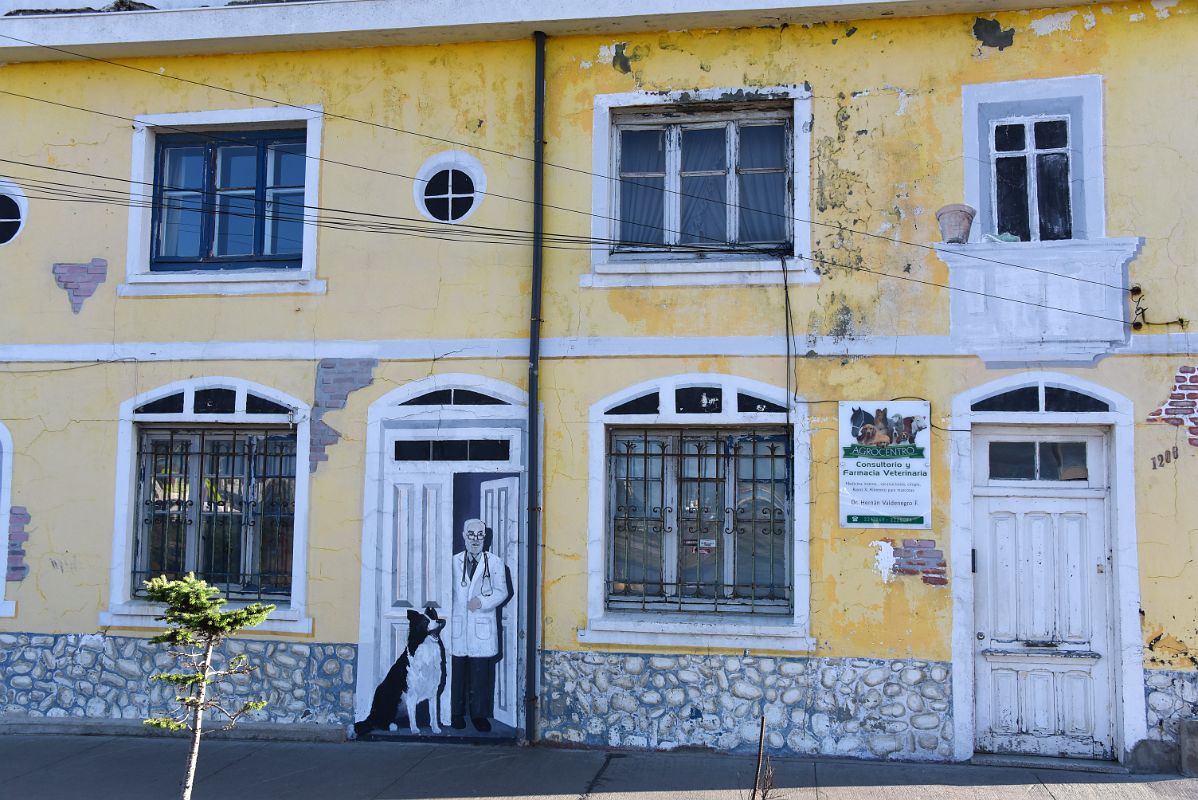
[{"x1": 0, "y1": 0, "x2": 1113, "y2": 61}]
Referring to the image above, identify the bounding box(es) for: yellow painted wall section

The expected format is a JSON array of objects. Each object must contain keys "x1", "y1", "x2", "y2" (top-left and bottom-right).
[{"x1": 0, "y1": 3, "x2": 1194, "y2": 672}]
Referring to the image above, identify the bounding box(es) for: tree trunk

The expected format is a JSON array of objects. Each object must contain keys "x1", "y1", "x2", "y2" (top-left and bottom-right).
[{"x1": 180, "y1": 640, "x2": 214, "y2": 800}]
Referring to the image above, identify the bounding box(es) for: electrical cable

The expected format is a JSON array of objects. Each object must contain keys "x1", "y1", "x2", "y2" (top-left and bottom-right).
[{"x1": 0, "y1": 43, "x2": 1133, "y2": 293}]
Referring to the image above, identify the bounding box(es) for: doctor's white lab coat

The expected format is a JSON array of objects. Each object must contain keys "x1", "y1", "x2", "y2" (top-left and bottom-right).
[{"x1": 449, "y1": 550, "x2": 509, "y2": 658}]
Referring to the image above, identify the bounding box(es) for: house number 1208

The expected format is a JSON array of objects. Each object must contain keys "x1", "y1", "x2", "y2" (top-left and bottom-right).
[{"x1": 1151, "y1": 446, "x2": 1180, "y2": 469}]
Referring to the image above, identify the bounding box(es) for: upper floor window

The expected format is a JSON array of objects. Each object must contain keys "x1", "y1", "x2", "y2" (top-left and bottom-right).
[
  {"x1": 0, "y1": 179, "x2": 28, "y2": 247},
  {"x1": 990, "y1": 116, "x2": 1072, "y2": 241},
  {"x1": 153, "y1": 129, "x2": 305, "y2": 271},
  {"x1": 614, "y1": 107, "x2": 791, "y2": 253},
  {"x1": 588, "y1": 88, "x2": 813, "y2": 288},
  {"x1": 963, "y1": 75, "x2": 1104, "y2": 243},
  {"x1": 123, "y1": 106, "x2": 324, "y2": 297}
]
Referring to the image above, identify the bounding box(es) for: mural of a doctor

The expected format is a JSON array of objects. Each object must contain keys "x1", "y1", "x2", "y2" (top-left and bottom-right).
[{"x1": 449, "y1": 518, "x2": 509, "y2": 731}]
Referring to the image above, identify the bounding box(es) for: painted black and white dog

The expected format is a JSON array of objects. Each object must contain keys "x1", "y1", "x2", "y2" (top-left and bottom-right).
[{"x1": 354, "y1": 607, "x2": 446, "y2": 737}]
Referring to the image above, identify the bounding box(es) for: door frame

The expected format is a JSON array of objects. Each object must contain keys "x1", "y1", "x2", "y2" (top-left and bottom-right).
[
  {"x1": 355, "y1": 373, "x2": 534, "y2": 737},
  {"x1": 949, "y1": 372, "x2": 1146, "y2": 763}
]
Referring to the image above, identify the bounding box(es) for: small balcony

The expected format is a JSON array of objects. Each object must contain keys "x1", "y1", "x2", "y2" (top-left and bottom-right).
[{"x1": 935, "y1": 238, "x2": 1142, "y2": 365}]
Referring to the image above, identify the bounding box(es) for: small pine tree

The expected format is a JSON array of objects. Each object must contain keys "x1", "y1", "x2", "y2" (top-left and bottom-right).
[{"x1": 143, "y1": 574, "x2": 275, "y2": 800}]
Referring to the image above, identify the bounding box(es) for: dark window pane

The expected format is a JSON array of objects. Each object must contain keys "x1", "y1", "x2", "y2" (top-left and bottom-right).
[
  {"x1": 194, "y1": 388, "x2": 236, "y2": 414},
  {"x1": 608, "y1": 392, "x2": 659, "y2": 415},
  {"x1": 216, "y1": 145, "x2": 257, "y2": 189},
  {"x1": 989, "y1": 441, "x2": 1036, "y2": 480},
  {"x1": 425, "y1": 197, "x2": 451, "y2": 222},
  {"x1": 453, "y1": 389, "x2": 506, "y2": 405},
  {"x1": 1034, "y1": 120, "x2": 1068, "y2": 149},
  {"x1": 159, "y1": 194, "x2": 204, "y2": 258},
  {"x1": 1036, "y1": 152, "x2": 1073, "y2": 241},
  {"x1": 451, "y1": 197, "x2": 474, "y2": 220},
  {"x1": 619, "y1": 177, "x2": 664, "y2": 246},
  {"x1": 995, "y1": 156, "x2": 1031, "y2": 241},
  {"x1": 620, "y1": 129, "x2": 666, "y2": 173},
  {"x1": 676, "y1": 387, "x2": 723, "y2": 414},
  {"x1": 431, "y1": 440, "x2": 469, "y2": 461},
  {"x1": 395, "y1": 440, "x2": 432, "y2": 460},
  {"x1": 740, "y1": 125, "x2": 786, "y2": 169},
  {"x1": 1039, "y1": 441, "x2": 1088, "y2": 481},
  {"x1": 0, "y1": 194, "x2": 20, "y2": 243},
  {"x1": 0, "y1": 220, "x2": 18, "y2": 245},
  {"x1": 681, "y1": 127, "x2": 726, "y2": 172},
  {"x1": 266, "y1": 190, "x2": 304, "y2": 256},
  {"x1": 425, "y1": 170, "x2": 450, "y2": 196},
  {"x1": 971, "y1": 387, "x2": 1039, "y2": 412},
  {"x1": 136, "y1": 393, "x2": 185, "y2": 414},
  {"x1": 738, "y1": 172, "x2": 787, "y2": 243},
  {"x1": 451, "y1": 170, "x2": 475, "y2": 195},
  {"x1": 994, "y1": 124, "x2": 1025, "y2": 152},
  {"x1": 1044, "y1": 387, "x2": 1109, "y2": 413},
  {"x1": 468, "y1": 440, "x2": 510, "y2": 460},
  {"x1": 163, "y1": 146, "x2": 204, "y2": 190},
  {"x1": 401, "y1": 390, "x2": 454, "y2": 406},
  {"x1": 214, "y1": 194, "x2": 257, "y2": 256},
  {"x1": 268, "y1": 142, "x2": 305, "y2": 187},
  {"x1": 738, "y1": 393, "x2": 786, "y2": 413},
  {"x1": 246, "y1": 394, "x2": 291, "y2": 415},
  {"x1": 679, "y1": 175, "x2": 727, "y2": 245}
]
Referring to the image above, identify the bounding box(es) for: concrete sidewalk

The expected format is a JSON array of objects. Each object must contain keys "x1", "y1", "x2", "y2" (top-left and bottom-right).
[{"x1": 0, "y1": 734, "x2": 1194, "y2": 800}]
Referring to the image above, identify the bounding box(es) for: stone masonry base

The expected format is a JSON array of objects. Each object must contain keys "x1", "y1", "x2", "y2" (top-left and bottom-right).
[
  {"x1": 540, "y1": 651, "x2": 954, "y2": 761},
  {"x1": 0, "y1": 632, "x2": 356, "y2": 726}
]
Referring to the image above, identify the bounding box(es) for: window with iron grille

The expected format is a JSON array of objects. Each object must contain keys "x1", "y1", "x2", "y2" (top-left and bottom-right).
[
  {"x1": 607, "y1": 427, "x2": 792, "y2": 614},
  {"x1": 133, "y1": 428, "x2": 297, "y2": 600}
]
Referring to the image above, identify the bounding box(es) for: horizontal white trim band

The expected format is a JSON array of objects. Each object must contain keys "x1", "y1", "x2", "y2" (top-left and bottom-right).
[{"x1": 0, "y1": 333, "x2": 1193, "y2": 363}]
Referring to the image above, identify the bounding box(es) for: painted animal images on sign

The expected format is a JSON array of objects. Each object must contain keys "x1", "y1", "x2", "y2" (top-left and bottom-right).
[{"x1": 848, "y1": 407, "x2": 928, "y2": 449}]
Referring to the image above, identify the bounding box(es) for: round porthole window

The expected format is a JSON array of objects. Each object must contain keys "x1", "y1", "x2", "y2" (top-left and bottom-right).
[
  {"x1": 0, "y1": 180, "x2": 28, "y2": 246},
  {"x1": 413, "y1": 151, "x2": 486, "y2": 224}
]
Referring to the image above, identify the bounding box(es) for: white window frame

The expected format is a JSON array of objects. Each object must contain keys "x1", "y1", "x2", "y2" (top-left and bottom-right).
[
  {"x1": 102, "y1": 377, "x2": 313, "y2": 633},
  {"x1": 963, "y1": 75, "x2": 1105, "y2": 243},
  {"x1": 987, "y1": 114, "x2": 1074, "y2": 242},
  {"x1": 121, "y1": 105, "x2": 325, "y2": 297},
  {"x1": 578, "y1": 374, "x2": 814, "y2": 650},
  {"x1": 587, "y1": 87, "x2": 815, "y2": 288},
  {"x1": 0, "y1": 421, "x2": 15, "y2": 617}
]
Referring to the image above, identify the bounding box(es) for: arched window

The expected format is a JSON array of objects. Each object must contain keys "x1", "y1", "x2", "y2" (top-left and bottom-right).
[
  {"x1": 583, "y1": 375, "x2": 812, "y2": 648},
  {"x1": 105, "y1": 379, "x2": 312, "y2": 633}
]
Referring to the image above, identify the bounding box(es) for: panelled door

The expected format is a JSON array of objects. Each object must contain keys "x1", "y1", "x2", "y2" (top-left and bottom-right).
[
  {"x1": 973, "y1": 427, "x2": 1114, "y2": 759},
  {"x1": 480, "y1": 476, "x2": 520, "y2": 729}
]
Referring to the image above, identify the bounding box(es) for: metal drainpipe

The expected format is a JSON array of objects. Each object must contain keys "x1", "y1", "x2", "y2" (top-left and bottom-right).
[{"x1": 525, "y1": 29, "x2": 547, "y2": 745}]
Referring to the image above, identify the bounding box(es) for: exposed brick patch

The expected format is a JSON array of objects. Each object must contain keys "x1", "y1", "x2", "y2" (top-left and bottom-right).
[
  {"x1": 310, "y1": 358, "x2": 378, "y2": 471},
  {"x1": 1147, "y1": 366, "x2": 1198, "y2": 446},
  {"x1": 880, "y1": 537, "x2": 948, "y2": 586},
  {"x1": 7, "y1": 506, "x2": 31, "y2": 582},
  {"x1": 51, "y1": 258, "x2": 107, "y2": 314}
]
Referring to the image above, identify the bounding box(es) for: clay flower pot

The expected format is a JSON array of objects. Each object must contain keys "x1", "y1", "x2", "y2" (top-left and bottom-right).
[{"x1": 936, "y1": 204, "x2": 976, "y2": 244}]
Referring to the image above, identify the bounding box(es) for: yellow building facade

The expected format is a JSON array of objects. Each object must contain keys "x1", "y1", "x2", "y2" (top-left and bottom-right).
[{"x1": 0, "y1": 0, "x2": 1194, "y2": 768}]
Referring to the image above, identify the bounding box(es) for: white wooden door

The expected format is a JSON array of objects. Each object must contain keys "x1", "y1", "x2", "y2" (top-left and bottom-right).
[
  {"x1": 480, "y1": 476, "x2": 520, "y2": 729},
  {"x1": 973, "y1": 429, "x2": 1113, "y2": 759}
]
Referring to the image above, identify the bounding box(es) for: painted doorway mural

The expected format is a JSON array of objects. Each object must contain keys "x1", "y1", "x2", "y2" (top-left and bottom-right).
[{"x1": 354, "y1": 377, "x2": 527, "y2": 741}]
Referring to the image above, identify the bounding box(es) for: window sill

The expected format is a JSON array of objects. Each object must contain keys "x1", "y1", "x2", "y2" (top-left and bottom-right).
[
  {"x1": 118, "y1": 271, "x2": 326, "y2": 297},
  {"x1": 577, "y1": 613, "x2": 815, "y2": 651},
  {"x1": 100, "y1": 601, "x2": 312, "y2": 634},
  {"x1": 582, "y1": 257, "x2": 820, "y2": 288}
]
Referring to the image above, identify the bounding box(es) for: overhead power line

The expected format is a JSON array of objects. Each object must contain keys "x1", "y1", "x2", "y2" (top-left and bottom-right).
[{"x1": 0, "y1": 35, "x2": 1131, "y2": 293}]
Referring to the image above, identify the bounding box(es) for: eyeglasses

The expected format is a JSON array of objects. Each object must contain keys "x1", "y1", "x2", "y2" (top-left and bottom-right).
[{"x1": 464, "y1": 530, "x2": 486, "y2": 540}]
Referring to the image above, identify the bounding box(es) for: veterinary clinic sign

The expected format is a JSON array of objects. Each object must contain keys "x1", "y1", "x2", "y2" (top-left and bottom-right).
[{"x1": 839, "y1": 401, "x2": 931, "y2": 529}]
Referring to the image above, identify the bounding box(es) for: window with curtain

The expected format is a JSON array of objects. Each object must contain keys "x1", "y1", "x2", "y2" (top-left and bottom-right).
[{"x1": 613, "y1": 106, "x2": 792, "y2": 254}]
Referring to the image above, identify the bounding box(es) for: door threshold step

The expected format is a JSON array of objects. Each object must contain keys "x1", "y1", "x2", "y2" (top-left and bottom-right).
[{"x1": 971, "y1": 753, "x2": 1128, "y2": 774}]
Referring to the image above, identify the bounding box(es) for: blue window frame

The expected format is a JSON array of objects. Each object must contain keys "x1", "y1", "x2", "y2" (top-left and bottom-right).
[{"x1": 151, "y1": 129, "x2": 306, "y2": 271}]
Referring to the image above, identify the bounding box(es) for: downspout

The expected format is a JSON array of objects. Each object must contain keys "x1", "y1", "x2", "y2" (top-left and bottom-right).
[{"x1": 525, "y1": 29, "x2": 546, "y2": 745}]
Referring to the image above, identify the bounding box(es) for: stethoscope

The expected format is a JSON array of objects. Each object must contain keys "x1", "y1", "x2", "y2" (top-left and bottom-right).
[{"x1": 461, "y1": 550, "x2": 495, "y2": 597}]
